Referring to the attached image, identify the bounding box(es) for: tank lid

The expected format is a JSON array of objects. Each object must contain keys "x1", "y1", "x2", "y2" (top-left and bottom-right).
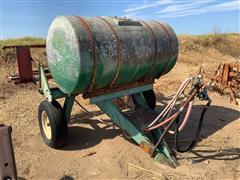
[{"x1": 112, "y1": 17, "x2": 142, "y2": 26}]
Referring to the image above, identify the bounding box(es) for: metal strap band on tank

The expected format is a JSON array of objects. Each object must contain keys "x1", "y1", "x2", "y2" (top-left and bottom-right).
[
  {"x1": 97, "y1": 17, "x2": 122, "y2": 87},
  {"x1": 154, "y1": 21, "x2": 172, "y2": 76},
  {"x1": 140, "y1": 20, "x2": 158, "y2": 79},
  {"x1": 76, "y1": 16, "x2": 97, "y2": 91}
]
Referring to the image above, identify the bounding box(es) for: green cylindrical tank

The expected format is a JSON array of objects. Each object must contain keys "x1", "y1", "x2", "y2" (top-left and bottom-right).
[{"x1": 46, "y1": 16, "x2": 178, "y2": 95}]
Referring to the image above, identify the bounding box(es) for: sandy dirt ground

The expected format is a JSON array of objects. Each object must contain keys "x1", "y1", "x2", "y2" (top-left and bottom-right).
[{"x1": 0, "y1": 58, "x2": 239, "y2": 180}]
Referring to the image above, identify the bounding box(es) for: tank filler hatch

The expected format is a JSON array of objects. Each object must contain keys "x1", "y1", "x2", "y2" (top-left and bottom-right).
[{"x1": 112, "y1": 17, "x2": 142, "y2": 26}]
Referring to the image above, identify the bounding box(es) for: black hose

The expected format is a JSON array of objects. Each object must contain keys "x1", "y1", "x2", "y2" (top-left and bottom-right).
[
  {"x1": 150, "y1": 99, "x2": 211, "y2": 156},
  {"x1": 175, "y1": 101, "x2": 211, "y2": 153}
]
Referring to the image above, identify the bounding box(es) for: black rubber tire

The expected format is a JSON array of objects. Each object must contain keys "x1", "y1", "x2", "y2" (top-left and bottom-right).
[
  {"x1": 132, "y1": 90, "x2": 156, "y2": 110},
  {"x1": 38, "y1": 100, "x2": 68, "y2": 149}
]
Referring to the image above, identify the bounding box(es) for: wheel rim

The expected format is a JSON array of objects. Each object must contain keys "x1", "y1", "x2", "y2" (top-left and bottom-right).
[{"x1": 42, "y1": 111, "x2": 52, "y2": 139}]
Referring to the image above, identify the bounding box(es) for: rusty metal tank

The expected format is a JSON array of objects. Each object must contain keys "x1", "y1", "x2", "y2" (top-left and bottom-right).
[{"x1": 46, "y1": 16, "x2": 178, "y2": 94}]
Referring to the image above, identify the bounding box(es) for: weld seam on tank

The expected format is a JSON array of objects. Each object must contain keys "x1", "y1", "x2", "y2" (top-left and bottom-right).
[
  {"x1": 154, "y1": 21, "x2": 172, "y2": 77},
  {"x1": 76, "y1": 16, "x2": 98, "y2": 91},
  {"x1": 140, "y1": 20, "x2": 158, "y2": 79},
  {"x1": 97, "y1": 17, "x2": 122, "y2": 87}
]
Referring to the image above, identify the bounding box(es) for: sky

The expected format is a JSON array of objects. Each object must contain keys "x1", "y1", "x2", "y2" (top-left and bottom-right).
[{"x1": 1, "y1": 0, "x2": 240, "y2": 39}]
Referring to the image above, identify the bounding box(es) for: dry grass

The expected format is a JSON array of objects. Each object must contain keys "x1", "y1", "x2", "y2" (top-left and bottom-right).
[
  {"x1": 0, "y1": 36, "x2": 45, "y2": 46},
  {"x1": 177, "y1": 33, "x2": 240, "y2": 72},
  {"x1": 179, "y1": 33, "x2": 240, "y2": 54}
]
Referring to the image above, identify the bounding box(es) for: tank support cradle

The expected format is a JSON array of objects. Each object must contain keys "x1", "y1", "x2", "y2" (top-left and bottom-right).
[{"x1": 39, "y1": 64, "x2": 178, "y2": 168}]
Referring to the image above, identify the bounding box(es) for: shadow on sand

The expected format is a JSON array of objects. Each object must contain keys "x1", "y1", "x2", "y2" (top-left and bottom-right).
[
  {"x1": 61, "y1": 116, "x2": 121, "y2": 151},
  {"x1": 61, "y1": 94, "x2": 239, "y2": 163}
]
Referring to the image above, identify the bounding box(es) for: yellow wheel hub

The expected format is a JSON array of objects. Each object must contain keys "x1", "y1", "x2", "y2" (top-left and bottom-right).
[{"x1": 42, "y1": 111, "x2": 52, "y2": 139}]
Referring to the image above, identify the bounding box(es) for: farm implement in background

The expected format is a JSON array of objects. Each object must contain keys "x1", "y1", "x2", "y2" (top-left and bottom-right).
[
  {"x1": 210, "y1": 63, "x2": 240, "y2": 105},
  {"x1": 2, "y1": 45, "x2": 49, "y2": 84}
]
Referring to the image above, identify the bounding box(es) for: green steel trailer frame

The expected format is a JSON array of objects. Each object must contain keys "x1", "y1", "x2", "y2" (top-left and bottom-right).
[{"x1": 38, "y1": 64, "x2": 178, "y2": 168}]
